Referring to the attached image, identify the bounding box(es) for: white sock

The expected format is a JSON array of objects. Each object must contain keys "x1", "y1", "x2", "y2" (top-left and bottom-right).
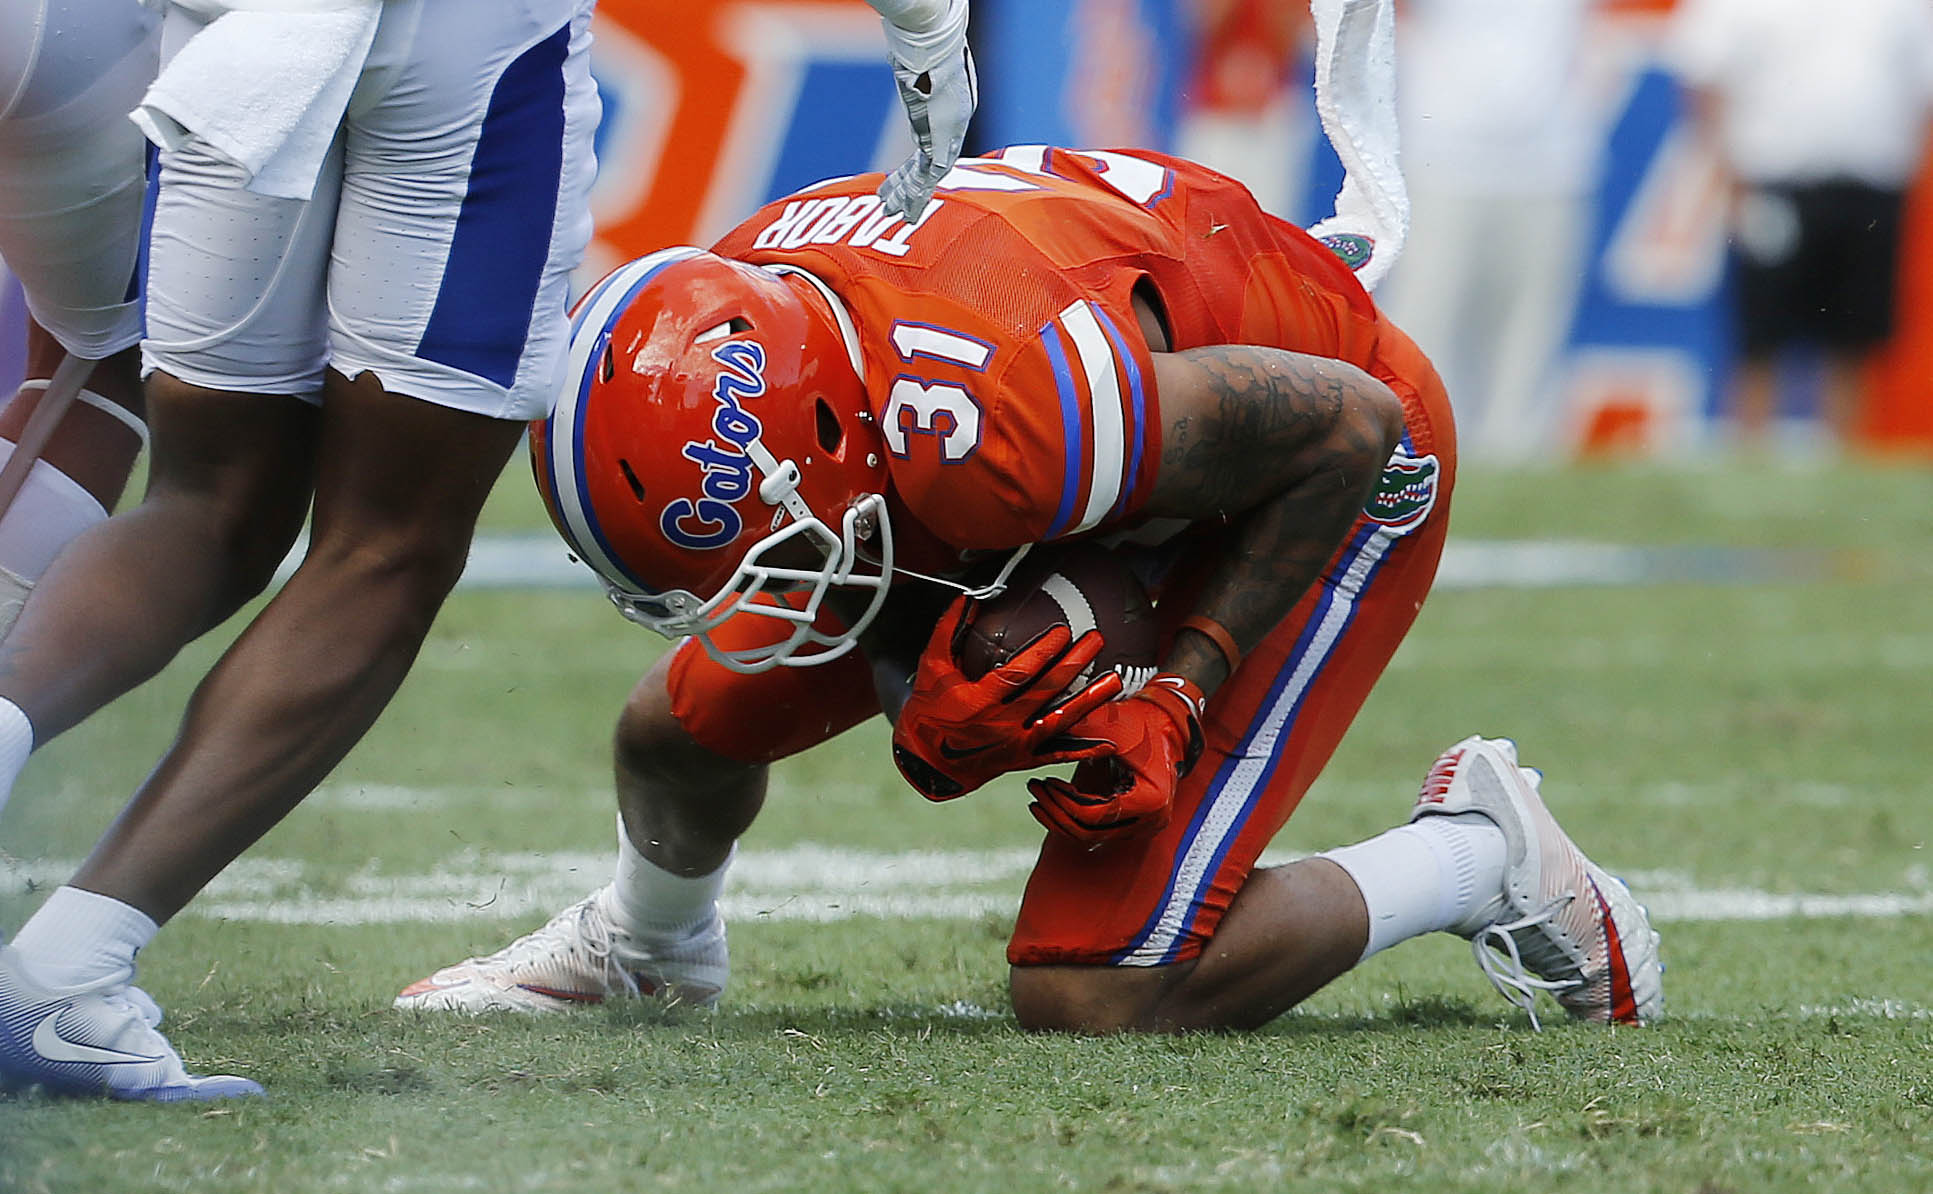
[
  {"x1": 1320, "y1": 812, "x2": 1507, "y2": 961},
  {"x1": 603, "y1": 815, "x2": 733, "y2": 946},
  {"x1": 0, "y1": 697, "x2": 33, "y2": 825},
  {"x1": 11, "y1": 885, "x2": 158, "y2": 991}
]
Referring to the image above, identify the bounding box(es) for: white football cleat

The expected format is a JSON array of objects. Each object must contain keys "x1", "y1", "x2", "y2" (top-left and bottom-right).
[
  {"x1": 0, "y1": 946, "x2": 263, "y2": 1101},
  {"x1": 1412, "y1": 736, "x2": 1664, "y2": 1029},
  {"x1": 394, "y1": 887, "x2": 726, "y2": 1014}
]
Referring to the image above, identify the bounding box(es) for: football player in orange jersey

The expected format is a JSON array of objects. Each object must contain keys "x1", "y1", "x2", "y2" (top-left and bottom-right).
[{"x1": 398, "y1": 147, "x2": 1662, "y2": 1033}]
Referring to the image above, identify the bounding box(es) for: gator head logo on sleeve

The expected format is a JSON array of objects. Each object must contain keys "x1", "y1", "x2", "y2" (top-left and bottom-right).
[{"x1": 1363, "y1": 450, "x2": 1439, "y2": 534}]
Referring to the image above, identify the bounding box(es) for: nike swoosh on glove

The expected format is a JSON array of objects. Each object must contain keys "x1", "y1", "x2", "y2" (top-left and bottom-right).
[
  {"x1": 1028, "y1": 675, "x2": 1206, "y2": 848},
  {"x1": 876, "y1": 0, "x2": 977, "y2": 221},
  {"x1": 891, "y1": 593, "x2": 1124, "y2": 801}
]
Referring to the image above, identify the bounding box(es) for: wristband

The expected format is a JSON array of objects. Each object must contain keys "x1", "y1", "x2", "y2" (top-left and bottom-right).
[{"x1": 1177, "y1": 615, "x2": 1242, "y2": 677}]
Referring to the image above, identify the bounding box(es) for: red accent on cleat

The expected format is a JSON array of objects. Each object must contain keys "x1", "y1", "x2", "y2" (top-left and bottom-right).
[{"x1": 1592, "y1": 880, "x2": 1640, "y2": 1025}]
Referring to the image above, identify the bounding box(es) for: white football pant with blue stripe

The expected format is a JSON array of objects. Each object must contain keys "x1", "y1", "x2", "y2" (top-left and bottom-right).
[{"x1": 141, "y1": 0, "x2": 601, "y2": 420}]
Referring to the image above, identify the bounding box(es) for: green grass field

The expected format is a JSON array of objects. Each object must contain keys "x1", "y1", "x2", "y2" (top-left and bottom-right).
[{"x1": 3, "y1": 461, "x2": 1931, "y2": 1193}]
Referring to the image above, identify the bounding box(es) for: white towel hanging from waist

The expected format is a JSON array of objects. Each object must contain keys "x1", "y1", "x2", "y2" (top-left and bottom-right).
[
  {"x1": 1303, "y1": 0, "x2": 1409, "y2": 293},
  {"x1": 130, "y1": 0, "x2": 382, "y2": 201}
]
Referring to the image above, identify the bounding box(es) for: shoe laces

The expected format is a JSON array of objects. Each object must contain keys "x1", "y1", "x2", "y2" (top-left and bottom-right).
[
  {"x1": 1470, "y1": 893, "x2": 1585, "y2": 1032},
  {"x1": 479, "y1": 894, "x2": 641, "y2": 998},
  {"x1": 1416, "y1": 746, "x2": 1466, "y2": 805}
]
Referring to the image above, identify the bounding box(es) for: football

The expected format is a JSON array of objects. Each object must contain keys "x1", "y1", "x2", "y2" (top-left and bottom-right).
[{"x1": 954, "y1": 543, "x2": 1160, "y2": 701}]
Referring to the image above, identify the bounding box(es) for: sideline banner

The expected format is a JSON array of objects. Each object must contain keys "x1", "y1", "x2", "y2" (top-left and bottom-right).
[
  {"x1": 969, "y1": 0, "x2": 1186, "y2": 152},
  {"x1": 581, "y1": 0, "x2": 917, "y2": 280},
  {"x1": 583, "y1": 0, "x2": 1189, "y2": 270},
  {"x1": 1870, "y1": 152, "x2": 1933, "y2": 449},
  {"x1": 6, "y1": 0, "x2": 1926, "y2": 453}
]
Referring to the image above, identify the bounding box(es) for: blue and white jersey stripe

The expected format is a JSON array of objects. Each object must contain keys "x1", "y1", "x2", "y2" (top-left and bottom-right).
[
  {"x1": 1042, "y1": 299, "x2": 1143, "y2": 540},
  {"x1": 1092, "y1": 304, "x2": 1148, "y2": 518},
  {"x1": 539, "y1": 246, "x2": 703, "y2": 592},
  {"x1": 1041, "y1": 324, "x2": 1084, "y2": 539},
  {"x1": 1061, "y1": 300, "x2": 1126, "y2": 535}
]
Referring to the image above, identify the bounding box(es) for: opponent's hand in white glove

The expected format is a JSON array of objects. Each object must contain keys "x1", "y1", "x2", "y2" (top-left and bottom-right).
[{"x1": 874, "y1": 0, "x2": 976, "y2": 221}]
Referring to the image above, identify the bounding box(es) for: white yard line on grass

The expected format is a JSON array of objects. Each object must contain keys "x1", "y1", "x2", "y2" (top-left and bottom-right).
[
  {"x1": 5, "y1": 846, "x2": 1928, "y2": 926},
  {"x1": 269, "y1": 535, "x2": 1829, "y2": 593},
  {"x1": 1796, "y1": 999, "x2": 1932, "y2": 1020}
]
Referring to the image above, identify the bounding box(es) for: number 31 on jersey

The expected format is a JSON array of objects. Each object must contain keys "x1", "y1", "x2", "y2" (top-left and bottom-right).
[{"x1": 882, "y1": 321, "x2": 991, "y2": 464}]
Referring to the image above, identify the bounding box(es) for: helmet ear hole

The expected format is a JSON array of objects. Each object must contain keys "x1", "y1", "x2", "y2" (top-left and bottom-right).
[
  {"x1": 815, "y1": 397, "x2": 845, "y2": 457},
  {"x1": 696, "y1": 316, "x2": 755, "y2": 343},
  {"x1": 599, "y1": 345, "x2": 615, "y2": 383}
]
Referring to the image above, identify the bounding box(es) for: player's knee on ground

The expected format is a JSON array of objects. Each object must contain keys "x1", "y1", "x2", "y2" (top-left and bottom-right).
[{"x1": 1008, "y1": 964, "x2": 1174, "y2": 1035}]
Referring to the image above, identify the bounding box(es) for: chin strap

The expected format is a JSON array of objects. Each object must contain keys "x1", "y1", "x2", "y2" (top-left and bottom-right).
[
  {"x1": 883, "y1": 542, "x2": 1032, "y2": 601},
  {"x1": 743, "y1": 438, "x2": 813, "y2": 529}
]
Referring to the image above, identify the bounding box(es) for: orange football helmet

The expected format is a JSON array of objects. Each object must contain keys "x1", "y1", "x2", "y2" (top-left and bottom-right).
[{"x1": 531, "y1": 247, "x2": 893, "y2": 672}]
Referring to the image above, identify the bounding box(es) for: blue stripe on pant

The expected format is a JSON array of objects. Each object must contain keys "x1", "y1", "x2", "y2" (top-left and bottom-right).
[
  {"x1": 1113, "y1": 434, "x2": 1421, "y2": 966},
  {"x1": 417, "y1": 24, "x2": 570, "y2": 388}
]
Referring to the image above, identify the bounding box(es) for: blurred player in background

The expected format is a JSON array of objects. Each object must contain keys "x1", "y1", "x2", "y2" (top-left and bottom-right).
[
  {"x1": 1174, "y1": 0, "x2": 1308, "y2": 216},
  {"x1": 397, "y1": 144, "x2": 1662, "y2": 1036},
  {"x1": 1378, "y1": 0, "x2": 1605, "y2": 463},
  {"x1": 1666, "y1": 0, "x2": 1933, "y2": 453},
  {"x1": 0, "y1": 0, "x2": 976, "y2": 1102},
  {"x1": 0, "y1": 0, "x2": 159, "y2": 639}
]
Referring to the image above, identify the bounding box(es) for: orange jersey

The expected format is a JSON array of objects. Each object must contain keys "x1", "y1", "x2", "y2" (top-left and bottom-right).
[
  {"x1": 711, "y1": 147, "x2": 1387, "y2": 559},
  {"x1": 681, "y1": 152, "x2": 1458, "y2": 969}
]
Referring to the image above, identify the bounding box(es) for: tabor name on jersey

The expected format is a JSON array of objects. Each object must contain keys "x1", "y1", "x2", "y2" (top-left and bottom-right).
[{"x1": 750, "y1": 193, "x2": 942, "y2": 258}]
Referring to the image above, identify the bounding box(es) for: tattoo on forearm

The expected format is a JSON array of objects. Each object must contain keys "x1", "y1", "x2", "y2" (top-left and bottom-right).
[
  {"x1": 1154, "y1": 346, "x2": 1400, "y2": 695},
  {"x1": 1159, "y1": 349, "x2": 1361, "y2": 514}
]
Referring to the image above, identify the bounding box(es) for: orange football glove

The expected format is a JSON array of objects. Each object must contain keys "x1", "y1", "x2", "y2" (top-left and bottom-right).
[
  {"x1": 891, "y1": 594, "x2": 1125, "y2": 800},
  {"x1": 1027, "y1": 675, "x2": 1206, "y2": 847}
]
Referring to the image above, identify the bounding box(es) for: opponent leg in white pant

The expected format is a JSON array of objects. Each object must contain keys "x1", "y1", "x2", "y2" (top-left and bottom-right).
[
  {"x1": 0, "y1": 0, "x2": 159, "y2": 643},
  {"x1": 0, "y1": 0, "x2": 599, "y2": 1101}
]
